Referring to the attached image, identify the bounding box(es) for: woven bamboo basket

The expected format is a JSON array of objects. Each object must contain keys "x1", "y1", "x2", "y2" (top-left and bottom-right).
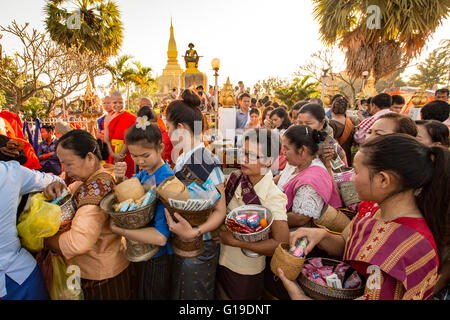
[
  {"x1": 270, "y1": 243, "x2": 305, "y2": 280},
  {"x1": 100, "y1": 192, "x2": 158, "y2": 262},
  {"x1": 297, "y1": 258, "x2": 365, "y2": 300},
  {"x1": 339, "y1": 181, "x2": 360, "y2": 207},
  {"x1": 314, "y1": 206, "x2": 351, "y2": 233},
  {"x1": 226, "y1": 205, "x2": 273, "y2": 258}
]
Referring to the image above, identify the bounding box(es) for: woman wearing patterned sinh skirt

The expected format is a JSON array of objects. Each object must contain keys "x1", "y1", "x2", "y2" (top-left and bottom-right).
[{"x1": 164, "y1": 89, "x2": 227, "y2": 300}]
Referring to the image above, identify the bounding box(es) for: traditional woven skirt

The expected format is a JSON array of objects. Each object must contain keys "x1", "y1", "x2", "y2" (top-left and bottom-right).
[
  {"x1": 216, "y1": 265, "x2": 264, "y2": 300},
  {"x1": 170, "y1": 240, "x2": 219, "y2": 300},
  {"x1": 138, "y1": 254, "x2": 172, "y2": 300},
  {"x1": 81, "y1": 263, "x2": 137, "y2": 300}
]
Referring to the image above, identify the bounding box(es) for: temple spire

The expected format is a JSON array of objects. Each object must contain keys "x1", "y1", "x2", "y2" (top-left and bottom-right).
[{"x1": 167, "y1": 17, "x2": 178, "y2": 62}]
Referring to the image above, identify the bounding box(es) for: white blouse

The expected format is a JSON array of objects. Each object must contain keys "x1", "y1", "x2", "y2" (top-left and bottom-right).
[{"x1": 277, "y1": 159, "x2": 327, "y2": 220}]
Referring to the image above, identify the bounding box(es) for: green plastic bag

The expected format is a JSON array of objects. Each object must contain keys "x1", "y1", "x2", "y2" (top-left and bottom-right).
[{"x1": 17, "y1": 192, "x2": 61, "y2": 252}]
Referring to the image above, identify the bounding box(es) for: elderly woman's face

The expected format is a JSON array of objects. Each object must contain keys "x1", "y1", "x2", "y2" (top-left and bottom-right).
[{"x1": 57, "y1": 146, "x2": 97, "y2": 182}]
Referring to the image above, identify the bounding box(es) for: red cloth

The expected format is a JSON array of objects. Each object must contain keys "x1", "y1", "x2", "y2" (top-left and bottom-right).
[
  {"x1": 1, "y1": 114, "x2": 41, "y2": 170},
  {"x1": 352, "y1": 204, "x2": 439, "y2": 278},
  {"x1": 108, "y1": 111, "x2": 137, "y2": 178},
  {"x1": 0, "y1": 110, "x2": 24, "y2": 140},
  {"x1": 160, "y1": 127, "x2": 173, "y2": 165}
]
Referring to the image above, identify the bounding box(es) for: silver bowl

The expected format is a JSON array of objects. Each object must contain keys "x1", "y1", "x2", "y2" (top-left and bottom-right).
[{"x1": 226, "y1": 205, "x2": 273, "y2": 258}]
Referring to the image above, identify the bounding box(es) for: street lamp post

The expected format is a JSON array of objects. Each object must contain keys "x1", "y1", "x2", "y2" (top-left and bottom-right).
[{"x1": 211, "y1": 58, "x2": 220, "y2": 125}]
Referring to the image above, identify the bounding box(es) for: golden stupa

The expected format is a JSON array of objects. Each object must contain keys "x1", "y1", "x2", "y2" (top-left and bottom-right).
[{"x1": 156, "y1": 19, "x2": 184, "y2": 98}]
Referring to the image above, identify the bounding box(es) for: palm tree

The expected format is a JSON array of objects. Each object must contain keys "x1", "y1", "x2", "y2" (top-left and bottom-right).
[
  {"x1": 129, "y1": 61, "x2": 155, "y2": 89},
  {"x1": 275, "y1": 75, "x2": 319, "y2": 107},
  {"x1": 44, "y1": 0, "x2": 124, "y2": 87},
  {"x1": 312, "y1": 0, "x2": 450, "y2": 81}
]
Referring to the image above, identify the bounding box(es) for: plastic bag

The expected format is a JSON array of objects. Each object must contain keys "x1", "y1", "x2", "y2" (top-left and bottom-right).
[
  {"x1": 17, "y1": 192, "x2": 61, "y2": 252},
  {"x1": 50, "y1": 254, "x2": 84, "y2": 300}
]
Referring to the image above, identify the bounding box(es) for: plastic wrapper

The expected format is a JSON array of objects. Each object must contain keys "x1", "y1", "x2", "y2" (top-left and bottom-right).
[
  {"x1": 343, "y1": 271, "x2": 363, "y2": 289},
  {"x1": 50, "y1": 253, "x2": 84, "y2": 300},
  {"x1": 17, "y1": 193, "x2": 61, "y2": 252}
]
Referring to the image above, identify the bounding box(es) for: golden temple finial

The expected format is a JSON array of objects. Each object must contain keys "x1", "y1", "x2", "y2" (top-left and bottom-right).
[{"x1": 167, "y1": 18, "x2": 178, "y2": 62}]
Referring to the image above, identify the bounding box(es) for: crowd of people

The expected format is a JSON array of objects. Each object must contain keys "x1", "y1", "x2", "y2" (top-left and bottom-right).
[{"x1": 0, "y1": 85, "x2": 449, "y2": 301}]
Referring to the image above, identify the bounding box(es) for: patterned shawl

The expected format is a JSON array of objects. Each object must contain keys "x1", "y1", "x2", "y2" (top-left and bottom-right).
[
  {"x1": 225, "y1": 170, "x2": 262, "y2": 206},
  {"x1": 175, "y1": 146, "x2": 221, "y2": 186},
  {"x1": 343, "y1": 214, "x2": 439, "y2": 300}
]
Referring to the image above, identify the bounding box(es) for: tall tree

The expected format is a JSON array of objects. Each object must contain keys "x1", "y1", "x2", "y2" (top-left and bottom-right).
[
  {"x1": 44, "y1": 0, "x2": 124, "y2": 87},
  {"x1": 312, "y1": 0, "x2": 450, "y2": 81},
  {"x1": 408, "y1": 48, "x2": 449, "y2": 89},
  {"x1": 0, "y1": 21, "x2": 104, "y2": 113}
]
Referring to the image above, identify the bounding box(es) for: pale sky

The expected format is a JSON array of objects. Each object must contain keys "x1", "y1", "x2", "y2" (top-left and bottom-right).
[{"x1": 1, "y1": 0, "x2": 449, "y2": 96}]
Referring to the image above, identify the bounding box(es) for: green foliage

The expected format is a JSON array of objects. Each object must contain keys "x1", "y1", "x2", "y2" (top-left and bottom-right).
[
  {"x1": 408, "y1": 48, "x2": 449, "y2": 89},
  {"x1": 312, "y1": 0, "x2": 450, "y2": 80},
  {"x1": 275, "y1": 76, "x2": 320, "y2": 107},
  {"x1": 21, "y1": 97, "x2": 48, "y2": 120},
  {"x1": 44, "y1": 0, "x2": 123, "y2": 58}
]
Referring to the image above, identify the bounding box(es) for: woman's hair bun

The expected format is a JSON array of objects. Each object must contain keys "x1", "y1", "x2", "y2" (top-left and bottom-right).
[
  {"x1": 311, "y1": 129, "x2": 326, "y2": 144},
  {"x1": 137, "y1": 106, "x2": 157, "y2": 122},
  {"x1": 181, "y1": 89, "x2": 201, "y2": 108}
]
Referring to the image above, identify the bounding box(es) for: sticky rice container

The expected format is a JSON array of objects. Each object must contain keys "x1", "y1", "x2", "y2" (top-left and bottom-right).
[{"x1": 270, "y1": 242, "x2": 305, "y2": 280}]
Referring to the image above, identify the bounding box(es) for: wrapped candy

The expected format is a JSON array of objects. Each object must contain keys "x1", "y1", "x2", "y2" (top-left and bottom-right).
[
  {"x1": 335, "y1": 263, "x2": 351, "y2": 282},
  {"x1": 247, "y1": 214, "x2": 260, "y2": 229},
  {"x1": 235, "y1": 214, "x2": 248, "y2": 225},
  {"x1": 343, "y1": 271, "x2": 362, "y2": 289},
  {"x1": 309, "y1": 258, "x2": 324, "y2": 268}
]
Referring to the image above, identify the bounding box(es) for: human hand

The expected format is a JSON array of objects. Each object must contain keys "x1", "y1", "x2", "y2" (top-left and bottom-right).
[
  {"x1": 44, "y1": 181, "x2": 67, "y2": 201},
  {"x1": 277, "y1": 268, "x2": 310, "y2": 300},
  {"x1": 165, "y1": 209, "x2": 197, "y2": 241},
  {"x1": 112, "y1": 152, "x2": 125, "y2": 162},
  {"x1": 320, "y1": 146, "x2": 335, "y2": 167},
  {"x1": 289, "y1": 227, "x2": 327, "y2": 256},
  {"x1": 216, "y1": 230, "x2": 238, "y2": 247},
  {"x1": 109, "y1": 219, "x2": 125, "y2": 236},
  {"x1": 114, "y1": 162, "x2": 127, "y2": 182}
]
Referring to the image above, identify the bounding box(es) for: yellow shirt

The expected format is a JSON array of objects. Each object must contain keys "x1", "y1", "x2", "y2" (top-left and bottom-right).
[{"x1": 219, "y1": 171, "x2": 288, "y2": 275}]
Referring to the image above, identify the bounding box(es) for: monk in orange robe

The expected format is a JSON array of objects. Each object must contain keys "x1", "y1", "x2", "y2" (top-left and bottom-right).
[
  {"x1": 0, "y1": 111, "x2": 41, "y2": 170},
  {"x1": 105, "y1": 92, "x2": 136, "y2": 178}
]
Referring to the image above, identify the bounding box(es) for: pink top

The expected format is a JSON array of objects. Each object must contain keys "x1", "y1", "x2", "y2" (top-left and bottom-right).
[{"x1": 283, "y1": 165, "x2": 342, "y2": 211}]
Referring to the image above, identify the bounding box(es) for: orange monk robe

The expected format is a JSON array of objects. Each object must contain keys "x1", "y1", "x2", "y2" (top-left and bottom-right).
[
  {"x1": 0, "y1": 116, "x2": 41, "y2": 170},
  {"x1": 0, "y1": 110, "x2": 25, "y2": 140},
  {"x1": 108, "y1": 110, "x2": 137, "y2": 178}
]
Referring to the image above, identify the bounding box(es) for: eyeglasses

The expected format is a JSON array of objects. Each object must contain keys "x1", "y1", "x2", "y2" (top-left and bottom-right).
[{"x1": 237, "y1": 149, "x2": 266, "y2": 162}]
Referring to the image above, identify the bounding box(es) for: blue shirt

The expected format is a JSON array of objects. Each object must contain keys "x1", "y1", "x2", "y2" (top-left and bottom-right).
[
  {"x1": 36, "y1": 138, "x2": 61, "y2": 174},
  {"x1": 235, "y1": 108, "x2": 250, "y2": 131},
  {"x1": 134, "y1": 162, "x2": 174, "y2": 258},
  {"x1": 0, "y1": 161, "x2": 64, "y2": 298}
]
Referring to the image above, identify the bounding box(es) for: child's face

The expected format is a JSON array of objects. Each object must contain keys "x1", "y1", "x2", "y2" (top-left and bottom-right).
[{"x1": 128, "y1": 143, "x2": 163, "y2": 172}]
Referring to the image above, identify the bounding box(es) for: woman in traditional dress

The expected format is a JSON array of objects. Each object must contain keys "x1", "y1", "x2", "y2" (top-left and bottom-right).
[
  {"x1": 297, "y1": 103, "x2": 347, "y2": 174},
  {"x1": 276, "y1": 125, "x2": 342, "y2": 228},
  {"x1": 163, "y1": 89, "x2": 227, "y2": 300},
  {"x1": 278, "y1": 134, "x2": 448, "y2": 300},
  {"x1": 44, "y1": 130, "x2": 136, "y2": 300},
  {"x1": 216, "y1": 128, "x2": 289, "y2": 300}
]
